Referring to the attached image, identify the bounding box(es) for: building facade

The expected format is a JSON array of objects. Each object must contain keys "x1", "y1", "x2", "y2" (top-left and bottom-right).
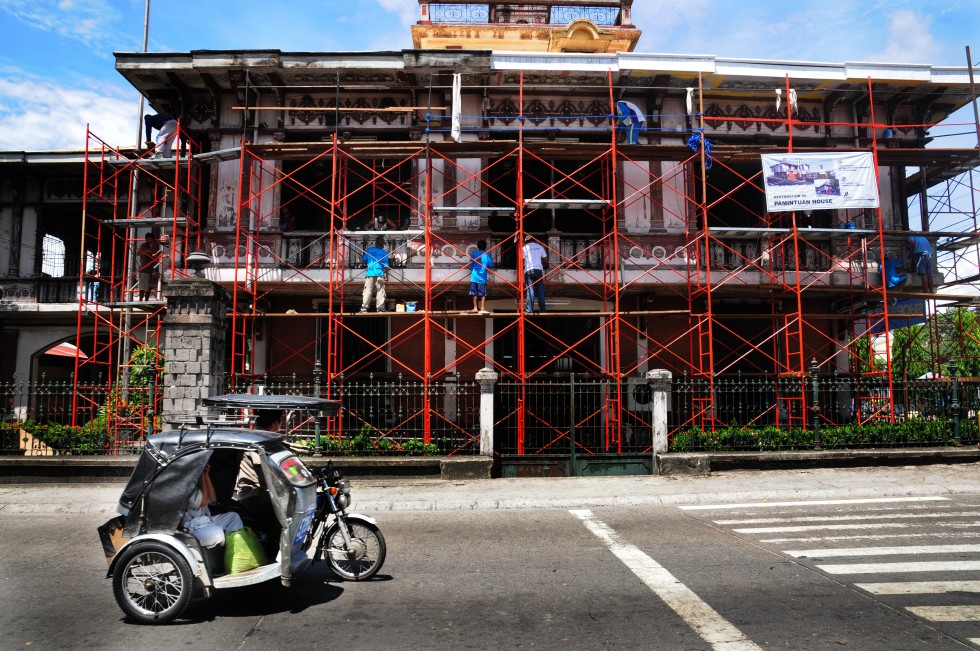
[{"x1": 1, "y1": 1, "x2": 978, "y2": 467}]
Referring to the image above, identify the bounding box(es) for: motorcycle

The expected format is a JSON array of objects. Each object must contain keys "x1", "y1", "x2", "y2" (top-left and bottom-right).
[
  {"x1": 306, "y1": 461, "x2": 386, "y2": 580},
  {"x1": 98, "y1": 394, "x2": 386, "y2": 625}
]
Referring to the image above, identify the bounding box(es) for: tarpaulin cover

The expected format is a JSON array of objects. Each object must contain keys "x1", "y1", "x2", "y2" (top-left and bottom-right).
[{"x1": 118, "y1": 428, "x2": 286, "y2": 537}]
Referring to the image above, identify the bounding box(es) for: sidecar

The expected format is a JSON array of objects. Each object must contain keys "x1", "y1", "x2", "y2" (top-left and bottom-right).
[{"x1": 97, "y1": 394, "x2": 339, "y2": 624}]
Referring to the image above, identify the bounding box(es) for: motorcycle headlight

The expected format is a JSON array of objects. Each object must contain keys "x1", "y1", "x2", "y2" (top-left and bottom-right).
[{"x1": 336, "y1": 492, "x2": 351, "y2": 510}]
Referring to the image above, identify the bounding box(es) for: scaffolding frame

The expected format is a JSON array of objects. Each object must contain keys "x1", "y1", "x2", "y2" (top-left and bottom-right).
[
  {"x1": 73, "y1": 63, "x2": 980, "y2": 455},
  {"x1": 74, "y1": 124, "x2": 201, "y2": 450}
]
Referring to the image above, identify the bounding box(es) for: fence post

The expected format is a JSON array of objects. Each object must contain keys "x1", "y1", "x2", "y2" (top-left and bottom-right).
[
  {"x1": 569, "y1": 373, "x2": 577, "y2": 476},
  {"x1": 949, "y1": 361, "x2": 960, "y2": 443},
  {"x1": 476, "y1": 367, "x2": 498, "y2": 456},
  {"x1": 647, "y1": 369, "x2": 672, "y2": 475},
  {"x1": 810, "y1": 358, "x2": 821, "y2": 450},
  {"x1": 313, "y1": 359, "x2": 323, "y2": 455}
]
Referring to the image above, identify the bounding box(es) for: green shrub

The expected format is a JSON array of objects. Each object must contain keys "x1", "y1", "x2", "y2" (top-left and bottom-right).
[
  {"x1": 22, "y1": 419, "x2": 110, "y2": 454},
  {"x1": 669, "y1": 417, "x2": 960, "y2": 452},
  {"x1": 961, "y1": 419, "x2": 979, "y2": 444},
  {"x1": 401, "y1": 438, "x2": 440, "y2": 456},
  {"x1": 306, "y1": 423, "x2": 440, "y2": 456}
]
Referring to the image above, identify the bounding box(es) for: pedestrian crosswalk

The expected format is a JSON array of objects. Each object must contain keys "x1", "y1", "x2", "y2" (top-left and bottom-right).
[{"x1": 679, "y1": 496, "x2": 980, "y2": 644}]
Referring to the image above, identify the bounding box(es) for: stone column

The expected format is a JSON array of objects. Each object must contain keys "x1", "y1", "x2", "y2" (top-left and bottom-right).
[
  {"x1": 475, "y1": 367, "x2": 498, "y2": 456},
  {"x1": 647, "y1": 369, "x2": 672, "y2": 474},
  {"x1": 161, "y1": 279, "x2": 231, "y2": 420}
]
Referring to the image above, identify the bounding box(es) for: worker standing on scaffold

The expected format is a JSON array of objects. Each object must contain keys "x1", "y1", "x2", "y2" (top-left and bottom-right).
[
  {"x1": 136, "y1": 233, "x2": 162, "y2": 301},
  {"x1": 906, "y1": 235, "x2": 934, "y2": 293},
  {"x1": 522, "y1": 235, "x2": 548, "y2": 314},
  {"x1": 360, "y1": 236, "x2": 389, "y2": 313}
]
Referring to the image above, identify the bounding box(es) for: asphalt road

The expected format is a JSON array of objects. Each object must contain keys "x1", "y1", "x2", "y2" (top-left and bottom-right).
[{"x1": 3, "y1": 473, "x2": 980, "y2": 650}]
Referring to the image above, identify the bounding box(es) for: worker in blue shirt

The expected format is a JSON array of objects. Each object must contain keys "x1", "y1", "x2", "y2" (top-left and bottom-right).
[
  {"x1": 906, "y1": 235, "x2": 934, "y2": 293},
  {"x1": 360, "y1": 236, "x2": 389, "y2": 312},
  {"x1": 468, "y1": 239, "x2": 493, "y2": 314}
]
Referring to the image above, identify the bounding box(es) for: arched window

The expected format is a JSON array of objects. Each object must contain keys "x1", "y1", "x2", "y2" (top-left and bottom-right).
[{"x1": 41, "y1": 234, "x2": 65, "y2": 277}]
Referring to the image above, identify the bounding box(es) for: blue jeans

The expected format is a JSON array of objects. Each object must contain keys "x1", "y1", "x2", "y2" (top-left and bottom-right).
[{"x1": 524, "y1": 269, "x2": 546, "y2": 313}]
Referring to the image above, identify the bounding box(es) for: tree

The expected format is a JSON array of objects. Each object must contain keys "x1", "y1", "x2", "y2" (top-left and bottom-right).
[
  {"x1": 889, "y1": 323, "x2": 931, "y2": 380},
  {"x1": 937, "y1": 307, "x2": 980, "y2": 377}
]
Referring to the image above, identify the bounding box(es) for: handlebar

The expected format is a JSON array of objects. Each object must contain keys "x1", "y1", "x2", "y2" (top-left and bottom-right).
[{"x1": 312, "y1": 461, "x2": 343, "y2": 482}]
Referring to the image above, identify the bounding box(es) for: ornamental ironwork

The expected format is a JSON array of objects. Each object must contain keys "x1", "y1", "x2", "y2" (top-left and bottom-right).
[
  {"x1": 430, "y1": 4, "x2": 490, "y2": 23},
  {"x1": 551, "y1": 6, "x2": 618, "y2": 25}
]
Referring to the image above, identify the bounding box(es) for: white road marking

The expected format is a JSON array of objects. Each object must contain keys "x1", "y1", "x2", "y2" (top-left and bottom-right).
[
  {"x1": 678, "y1": 497, "x2": 949, "y2": 511},
  {"x1": 734, "y1": 521, "x2": 980, "y2": 534},
  {"x1": 905, "y1": 606, "x2": 980, "y2": 622},
  {"x1": 818, "y1": 561, "x2": 980, "y2": 575},
  {"x1": 785, "y1": 544, "x2": 980, "y2": 558},
  {"x1": 570, "y1": 509, "x2": 761, "y2": 651},
  {"x1": 968, "y1": 638, "x2": 980, "y2": 646},
  {"x1": 760, "y1": 532, "x2": 980, "y2": 544},
  {"x1": 855, "y1": 580, "x2": 980, "y2": 595},
  {"x1": 714, "y1": 511, "x2": 980, "y2": 526}
]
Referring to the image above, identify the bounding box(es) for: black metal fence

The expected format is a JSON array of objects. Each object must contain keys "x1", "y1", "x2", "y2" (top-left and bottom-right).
[
  {"x1": 2, "y1": 372, "x2": 977, "y2": 455},
  {"x1": 671, "y1": 373, "x2": 980, "y2": 450},
  {"x1": 0, "y1": 375, "x2": 153, "y2": 455},
  {"x1": 495, "y1": 376, "x2": 656, "y2": 456},
  {"x1": 238, "y1": 374, "x2": 483, "y2": 455}
]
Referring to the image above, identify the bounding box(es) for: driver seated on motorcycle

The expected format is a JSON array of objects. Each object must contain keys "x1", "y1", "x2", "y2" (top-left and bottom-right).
[
  {"x1": 185, "y1": 464, "x2": 244, "y2": 548},
  {"x1": 234, "y1": 409, "x2": 283, "y2": 515}
]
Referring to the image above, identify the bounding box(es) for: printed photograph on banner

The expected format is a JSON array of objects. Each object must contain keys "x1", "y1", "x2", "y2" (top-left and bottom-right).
[{"x1": 761, "y1": 152, "x2": 880, "y2": 213}]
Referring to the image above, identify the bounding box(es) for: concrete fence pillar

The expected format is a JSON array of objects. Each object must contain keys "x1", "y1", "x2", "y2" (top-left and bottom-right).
[
  {"x1": 647, "y1": 368, "x2": 672, "y2": 474},
  {"x1": 161, "y1": 279, "x2": 231, "y2": 422},
  {"x1": 475, "y1": 367, "x2": 498, "y2": 456}
]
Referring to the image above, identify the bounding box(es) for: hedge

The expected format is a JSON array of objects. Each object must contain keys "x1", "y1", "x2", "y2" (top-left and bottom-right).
[{"x1": 669, "y1": 417, "x2": 979, "y2": 452}]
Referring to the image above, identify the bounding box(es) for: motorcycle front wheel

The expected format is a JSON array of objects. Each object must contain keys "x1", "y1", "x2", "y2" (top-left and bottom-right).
[{"x1": 324, "y1": 519, "x2": 386, "y2": 581}]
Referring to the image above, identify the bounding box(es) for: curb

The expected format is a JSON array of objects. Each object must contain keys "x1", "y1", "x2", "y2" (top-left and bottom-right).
[
  {"x1": 657, "y1": 446, "x2": 980, "y2": 475},
  {"x1": 0, "y1": 455, "x2": 493, "y2": 484},
  {"x1": 2, "y1": 448, "x2": 978, "y2": 484}
]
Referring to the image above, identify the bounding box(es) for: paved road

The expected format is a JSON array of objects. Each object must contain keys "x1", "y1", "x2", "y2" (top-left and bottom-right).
[
  {"x1": 678, "y1": 493, "x2": 980, "y2": 648},
  {"x1": 3, "y1": 467, "x2": 980, "y2": 649}
]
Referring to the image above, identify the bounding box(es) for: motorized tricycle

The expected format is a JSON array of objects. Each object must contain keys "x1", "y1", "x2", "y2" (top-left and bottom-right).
[{"x1": 97, "y1": 394, "x2": 386, "y2": 624}]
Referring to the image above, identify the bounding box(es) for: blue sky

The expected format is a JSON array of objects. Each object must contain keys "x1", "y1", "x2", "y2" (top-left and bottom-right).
[{"x1": 0, "y1": 0, "x2": 978, "y2": 151}]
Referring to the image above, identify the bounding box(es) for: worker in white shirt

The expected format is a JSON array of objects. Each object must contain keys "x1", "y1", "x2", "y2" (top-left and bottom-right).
[{"x1": 521, "y1": 235, "x2": 549, "y2": 313}]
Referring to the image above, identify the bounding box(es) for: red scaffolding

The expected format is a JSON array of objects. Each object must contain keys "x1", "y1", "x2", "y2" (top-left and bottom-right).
[
  {"x1": 74, "y1": 123, "x2": 201, "y2": 450},
  {"x1": 77, "y1": 67, "x2": 978, "y2": 454}
]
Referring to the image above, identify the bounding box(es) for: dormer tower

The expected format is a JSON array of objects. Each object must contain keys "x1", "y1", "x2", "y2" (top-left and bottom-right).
[{"x1": 412, "y1": 1, "x2": 640, "y2": 52}]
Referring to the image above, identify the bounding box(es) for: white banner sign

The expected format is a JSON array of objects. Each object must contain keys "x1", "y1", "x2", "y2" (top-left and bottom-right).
[{"x1": 761, "y1": 152, "x2": 879, "y2": 212}]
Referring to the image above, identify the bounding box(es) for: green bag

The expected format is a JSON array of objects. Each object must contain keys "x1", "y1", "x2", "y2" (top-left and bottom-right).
[{"x1": 224, "y1": 527, "x2": 268, "y2": 574}]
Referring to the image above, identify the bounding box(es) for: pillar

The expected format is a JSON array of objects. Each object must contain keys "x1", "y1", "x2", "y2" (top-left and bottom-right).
[
  {"x1": 647, "y1": 368, "x2": 672, "y2": 474},
  {"x1": 475, "y1": 367, "x2": 498, "y2": 456},
  {"x1": 161, "y1": 278, "x2": 231, "y2": 420}
]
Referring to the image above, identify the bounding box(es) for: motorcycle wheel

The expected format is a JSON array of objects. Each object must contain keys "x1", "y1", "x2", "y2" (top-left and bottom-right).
[
  {"x1": 111, "y1": 541, "x2": 193, "y2": 625},
  {"x1": 324, "y1": 519, "x2": 386, "y2": 581}
]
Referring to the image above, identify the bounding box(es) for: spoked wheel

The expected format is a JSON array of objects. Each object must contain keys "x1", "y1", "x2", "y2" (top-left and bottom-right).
[
  {"x1": 325, "y1": 519, "x2": 386, "y2": 581},
  {"x1": 112, "y1": 542, "x2": 193, "y2": 624}
]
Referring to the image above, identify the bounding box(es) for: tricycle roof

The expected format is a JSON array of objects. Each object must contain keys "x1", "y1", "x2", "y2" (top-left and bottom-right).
[
  {"x1": 148, "y1": 428, "x2": 285, "y2": 458},
  {"x1": 118, "y1": 428, "x2": 295, "y2": 525}
]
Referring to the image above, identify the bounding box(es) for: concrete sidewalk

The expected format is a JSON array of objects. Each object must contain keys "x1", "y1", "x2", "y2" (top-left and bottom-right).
[
  {"x1": 3, "y1": 463, "x2": 980, "y2": 516},
  {"x1": 3, "y1": 446, "x2": 979, "y2": 483}
]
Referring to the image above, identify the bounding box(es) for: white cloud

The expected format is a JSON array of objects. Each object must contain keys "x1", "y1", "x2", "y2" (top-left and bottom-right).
[
  {"x1": 865, "y1": 10, "x2": 942, "y2": 63},
  {"x1": 629, "y1": 1, "x2": 954, "y2": 64},
  {"x1": 0, "y1": 0, "x2": 123, "y2": 47},
  {"x1": 0, "y1": 71, "x2": 137, "y2": 150},
  {"x1": 375, "y1": 0, "x2": 417, "y2": 29},
  {"x1": 632, "y1": 0, "x2": 713, "y2": 54}
]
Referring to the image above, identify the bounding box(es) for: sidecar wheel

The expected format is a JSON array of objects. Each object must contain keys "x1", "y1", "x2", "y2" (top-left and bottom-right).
[
  {"x1": 112, "y1": 541, "x2": 193, "y2": 624},
  {"x1": 325, "y1": 520, "x2": 386, "y2": 581}
]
